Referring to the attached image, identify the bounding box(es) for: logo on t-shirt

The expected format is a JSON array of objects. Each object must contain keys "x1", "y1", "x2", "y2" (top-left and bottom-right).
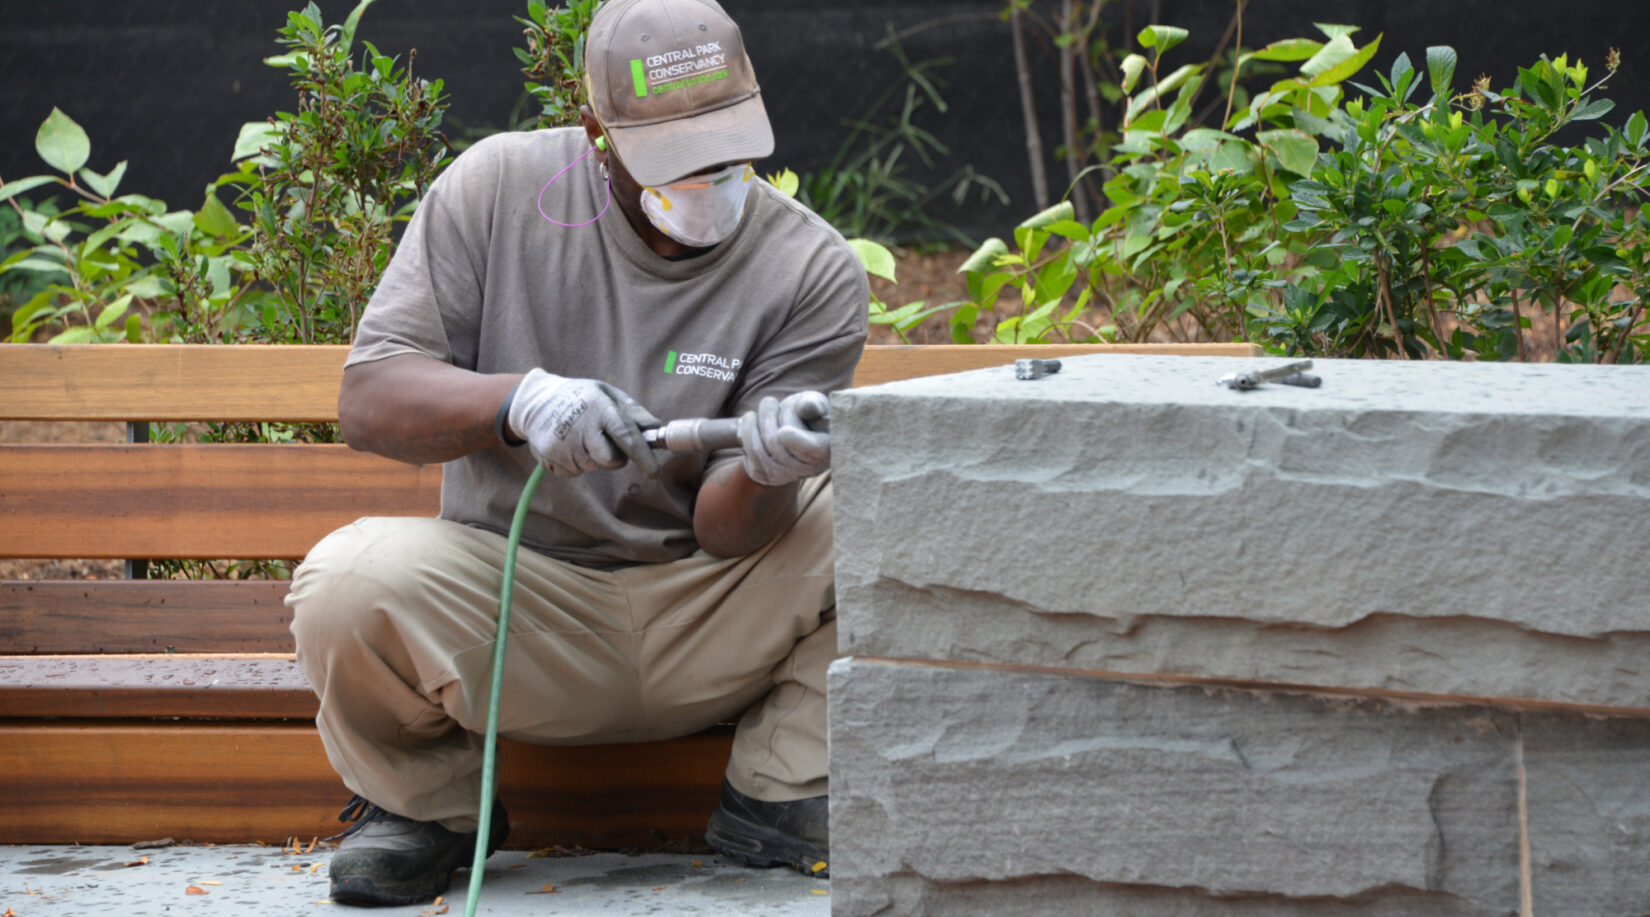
[{"x1": 664, "y1": 349, "x2": 742, "y2": 382}]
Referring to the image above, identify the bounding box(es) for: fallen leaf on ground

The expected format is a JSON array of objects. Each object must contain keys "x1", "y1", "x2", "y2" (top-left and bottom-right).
[
  {"x1": 811, "y1": 889, "x2": 828, "y2": 895},
  {"x1": 123, "y1": 856, "x2": 149, "y2": 867},
  {"x1": 527, "y1": 883, "x2": 559, "y2": 895},
  {"x1": 4, "y1": 907, "x2": 16, "y2": 916},
  {"x1": 507, "y1": 863, "x2": 526, "y2": 869},
  {"x1": 310, "y1": 864, "x2": 320, "y2": 874},
  {"x1": 199, "y1": 880, "x2": 223, "y2": 886},
  {"x1": 304, "y1": 836, "x2": 319, "y2": 853},
  {"x1": 185, "y1": 885, "x2": 209, "y2": 895}
]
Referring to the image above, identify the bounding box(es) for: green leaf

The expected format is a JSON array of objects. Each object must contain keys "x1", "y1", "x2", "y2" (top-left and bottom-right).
[
  {"x1": 1304, "y1": 33, "x2": 1381, "y2": 88},
  {"x1": 264, "y1": 52, "x2": 308, "y2": 69},
  {"x1": 1426, "y1": 46, "x2": 1457, "y2": 97},
  {"x1": 1259, "y1": 129, "x2": 1319, "y2": 176},
  {"x1": 959, "y1": 237, "x2": 1009, "y2": 275},
  {"x1": 846, "y1": 238, "x2": 897, "y2": 283},
  {"x1": 1625, "y1": 111, "x2": 1649, "y2": 149},
  {"x1": 1018, "y1": 201, "x2": 1076, "y2": 231},
  {"x1": 1313, "y1": 23, "x2": 1361, "y2": 40},
  {"x1": 193, "y1": 193, "x2": 241, "y2": 238},
  {"x1": 95, "y1": 293, "x2": 135, "y2": 329},
  {"x1": 339, "y1": 0, "x2": 378, "y2": 55},
  {"x1": 36, "y1": 108, "x2": 91, "y2": 175},
  {"x1": 1572, "y1": 99, "x2": 1616, "y2": 121},
  {"x1": 1119, "y1": 53, "x2": 1148, "y2": 93},
  {"x1": 1138, "y1": 25, "x2": 1188, "y2": 56},
  {"x1": 79, "y1": 160, "x2": 128, "y2": 198},
  {"x1": 0, "y1": 175, "x2": 61, "y2": 204},
  {"x1": 764, "y1": 167, "x2": 799, "y2": 198},
  {"x1": 1298, "y1": 34, "x2": 1356, "y2": 80},
  {"x1": 1243, "y1": 38, "x2": 1323, "y2": 65},
  {"x1": 232, "y1": 122, "x2": 283, "y2": 162}
]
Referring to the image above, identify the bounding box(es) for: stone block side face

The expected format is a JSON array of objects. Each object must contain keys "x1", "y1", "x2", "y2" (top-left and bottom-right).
[
  {"x1": 1523, "y1": 712, "x2": 1650, "y2": 914},
  {"x1": 829, "y1": 659, "x2": 1524, "y2": 916},
  {"x1": 831, "y1": 364, "x2": 1650, "y2": 708}
]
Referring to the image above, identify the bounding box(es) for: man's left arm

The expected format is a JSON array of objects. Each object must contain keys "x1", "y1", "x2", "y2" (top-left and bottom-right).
[{"x1": 694, "y1": 464, "x2": 802, "y2": 557}]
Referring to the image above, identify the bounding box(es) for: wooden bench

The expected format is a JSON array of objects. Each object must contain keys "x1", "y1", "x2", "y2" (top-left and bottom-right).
[{"x1": 0, "y1": 340, "x2": 1259, "y2": 846}]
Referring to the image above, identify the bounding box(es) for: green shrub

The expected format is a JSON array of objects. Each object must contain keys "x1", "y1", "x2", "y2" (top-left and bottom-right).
[{"x1": 862, "y1": 23, "x2": 1648, "y2": 363}]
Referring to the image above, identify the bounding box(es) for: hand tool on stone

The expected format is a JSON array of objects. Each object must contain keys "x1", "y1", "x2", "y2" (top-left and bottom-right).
[
  {"x1": 1015, "y1": 358, "x2": 1062, "y2": 380},
  {"x1": 1217, "y1": 359, "x2": 1321, "y2": 390}
]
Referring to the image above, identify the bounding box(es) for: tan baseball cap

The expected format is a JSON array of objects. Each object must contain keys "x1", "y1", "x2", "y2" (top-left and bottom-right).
[{"x1": 585, "y1": 0, "x2": 774, "y2": 186}]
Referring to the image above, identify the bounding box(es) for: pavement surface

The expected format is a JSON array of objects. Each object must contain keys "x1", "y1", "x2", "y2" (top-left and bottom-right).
[{"x1": 0, "y1": 844, "x2": 831, "y2": 916}]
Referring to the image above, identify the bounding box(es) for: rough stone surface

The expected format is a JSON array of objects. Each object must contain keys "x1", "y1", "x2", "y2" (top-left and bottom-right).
[
  {"x1": 1523, "y1": 711, "x2": 1650, "y2": 914},
  {"x1": 832, "y1": 355, "x2": 1650, "y2": 708},
  {"x1": 829, "y1": 659, "x2": 1527, "y2": 916}
]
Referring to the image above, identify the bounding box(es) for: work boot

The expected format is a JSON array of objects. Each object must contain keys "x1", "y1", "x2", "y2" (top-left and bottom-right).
[
  {"x1": 326, "y1": 794, "x2": 509, "y2": 907},
  {"x1": 705, "y1": 779, "x2": 830, "y2": 878}
]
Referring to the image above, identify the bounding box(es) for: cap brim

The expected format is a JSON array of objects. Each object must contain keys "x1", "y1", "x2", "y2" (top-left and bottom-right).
[{"x1": 607, "y1": 93, "x2": 775, "y2": 187}]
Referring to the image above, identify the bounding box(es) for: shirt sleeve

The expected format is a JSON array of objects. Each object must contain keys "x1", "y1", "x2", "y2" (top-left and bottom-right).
[
  {"x1": 345, "y1": 138, "x2": 500, "y2": 371},
  {"x1": 706, "y1": 201, "x2": 869, "y2": 471},
  {"x1": 729, "y1": 214, "x2": 869, "y2": 413}
]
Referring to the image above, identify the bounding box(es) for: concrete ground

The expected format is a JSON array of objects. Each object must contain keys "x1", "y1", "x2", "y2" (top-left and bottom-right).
[{"x1": 0, "y1": 844, "x2": 830, "y2": 916}]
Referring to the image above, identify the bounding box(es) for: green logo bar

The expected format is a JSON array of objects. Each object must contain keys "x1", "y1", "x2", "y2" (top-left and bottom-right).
[
  {"x1": 631, "y1": 59, "x2": 648, "y2": 98},
  {"x1": 664, "y1": 350, "x2": 678, "y2": 374}
]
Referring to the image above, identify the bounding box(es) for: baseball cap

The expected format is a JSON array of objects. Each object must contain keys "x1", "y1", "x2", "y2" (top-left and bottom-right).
[{"x1": 585, "y1": 0, "x2": 774, "y2": 186}]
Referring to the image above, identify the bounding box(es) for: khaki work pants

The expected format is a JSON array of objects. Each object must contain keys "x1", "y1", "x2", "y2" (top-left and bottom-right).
[{"x1": 287, "y1": 476, "x2": 836, "y2": 831}]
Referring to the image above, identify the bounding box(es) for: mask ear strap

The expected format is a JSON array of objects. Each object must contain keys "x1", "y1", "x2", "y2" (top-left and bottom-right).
[{"x1": 537, "y1": 142, "x2": 612, "y2": 228}]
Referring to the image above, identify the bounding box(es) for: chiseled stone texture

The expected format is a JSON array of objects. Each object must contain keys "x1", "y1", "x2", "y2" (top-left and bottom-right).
[
  {"x1": 829, "y1": 658, "x2": 1528, "y2": 916},
  {"x1": 1523, "y1": 711, "x2": 1650, "y2": 914},
  {"x1": 831, "y1": 355, "x2": 1650, "y2": 708}
]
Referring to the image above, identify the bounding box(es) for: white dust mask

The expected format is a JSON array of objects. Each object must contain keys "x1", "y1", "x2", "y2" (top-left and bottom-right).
[{"x1": 639, "y1": 163, "x2": 755, "y2": 248}]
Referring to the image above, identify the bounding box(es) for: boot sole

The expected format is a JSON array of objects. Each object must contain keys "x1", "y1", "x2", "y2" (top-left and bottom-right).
[
  {"x1": 705, "y1": 808, "x2": 829, "y2": 878},
  {"x1": 330, "y1": 871, "x2": 455, "y2": 907}
]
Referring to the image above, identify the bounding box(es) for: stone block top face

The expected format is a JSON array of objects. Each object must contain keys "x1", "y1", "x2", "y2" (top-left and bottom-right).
[
  {"x1": 831, "y1": 355, "x2": 1650, "y2": 701},
  {"x1": 835, "y1": 354, "x2": 1650, "y2": 418}
]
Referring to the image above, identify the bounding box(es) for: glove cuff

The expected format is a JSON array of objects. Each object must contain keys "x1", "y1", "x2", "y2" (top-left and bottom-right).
[{"x1": 493, "y1": 379, "x2": 527, "y2": 447}]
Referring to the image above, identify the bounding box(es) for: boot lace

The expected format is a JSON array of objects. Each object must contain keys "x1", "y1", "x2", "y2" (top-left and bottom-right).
[{"x1": 326, "y1": 794, "x2": 389, "y2": 842}]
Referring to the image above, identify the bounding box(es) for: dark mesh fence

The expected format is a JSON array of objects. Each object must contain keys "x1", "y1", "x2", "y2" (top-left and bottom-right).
[{"x1": 2, "y1": 1, "x2": 1644, "y2": 244}]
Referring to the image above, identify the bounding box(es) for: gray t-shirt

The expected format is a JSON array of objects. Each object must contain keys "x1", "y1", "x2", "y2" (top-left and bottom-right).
[{"x1": 348, "y1": 128, "x2": 868, "y2": 567}]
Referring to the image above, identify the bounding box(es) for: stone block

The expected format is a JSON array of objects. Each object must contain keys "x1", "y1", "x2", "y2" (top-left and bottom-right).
[
  {"x1": 829, "y1": 658, "x2": 1526, "y2": 916},
  {"x1": 1524, "y1": 710, "x2": 1650, "y2": 914},
  {"x1": 831, "y1": 355, "x2": 1650, "y2": 707}
]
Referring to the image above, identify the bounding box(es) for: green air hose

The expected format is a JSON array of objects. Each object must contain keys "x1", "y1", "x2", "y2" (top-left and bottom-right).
[
  {"x1": 463, "y1": 462, "x2": 544, "y2": 917},
  {"x1": 459, "y1": 414, "x2": 771, "y2": 916}
]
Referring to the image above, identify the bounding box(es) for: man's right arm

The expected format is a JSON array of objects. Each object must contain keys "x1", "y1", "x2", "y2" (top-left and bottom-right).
[{"x1": 338, "y1": 352, "x2": 523, "y2": 466}]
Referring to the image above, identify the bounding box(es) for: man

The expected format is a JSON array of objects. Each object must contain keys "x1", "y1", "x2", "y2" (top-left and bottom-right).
[{"x1": 285, "y1": 0, "x2": 867, "y2": 906}]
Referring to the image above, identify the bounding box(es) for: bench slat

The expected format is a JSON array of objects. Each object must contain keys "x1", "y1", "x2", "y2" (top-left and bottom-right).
[
  {"x1": 0, "y1": 720, "x2": 732, "y2": 847},
  {"x1": 1, "y1": 580, "x2": 293, "y2": 654},
  {"x1": 3, "y1": 344, "x2": 348, "y2": 421},
  {"x1": 0, "y1": 444, "x2": 440, "y2": 559},
  {"x1": 2, "y1": 342, "x2": 1260, "y2": 421},
  {"x1": 0, "y1": 655, "x2": 315, "y2": 719}
]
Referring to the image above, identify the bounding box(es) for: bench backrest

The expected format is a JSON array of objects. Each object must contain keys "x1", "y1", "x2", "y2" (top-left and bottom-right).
[{"x1": 1, "y1": 341, "x2": 1257, "y2": 654}]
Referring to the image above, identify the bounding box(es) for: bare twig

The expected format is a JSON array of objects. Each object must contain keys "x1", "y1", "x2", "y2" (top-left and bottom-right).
[{"x1": 1010, "y1": 4, "x2": 1050, "y2": 208}]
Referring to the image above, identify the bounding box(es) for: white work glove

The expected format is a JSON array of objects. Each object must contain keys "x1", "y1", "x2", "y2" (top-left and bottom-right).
[
  {"x1": 507, "y1": 368, "x2": 661, "y2": 478},
  {"x1": 737, "y1": 390, "x2": 831, "y2": 486}
]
